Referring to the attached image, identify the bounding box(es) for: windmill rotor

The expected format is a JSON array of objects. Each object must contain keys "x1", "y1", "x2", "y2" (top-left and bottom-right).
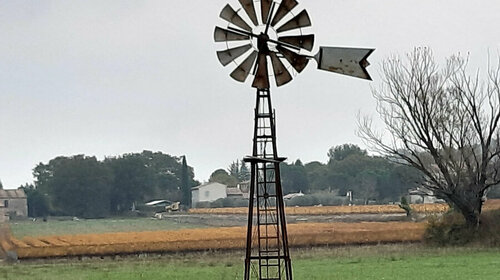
[{"x1": 214, "y1": 0, "x2": 374, "y2": 90}]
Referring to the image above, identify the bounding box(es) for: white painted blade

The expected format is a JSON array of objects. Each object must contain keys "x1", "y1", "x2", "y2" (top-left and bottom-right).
[{"x1": 314, "y1": 47, "x2": 374, "y2": 80}]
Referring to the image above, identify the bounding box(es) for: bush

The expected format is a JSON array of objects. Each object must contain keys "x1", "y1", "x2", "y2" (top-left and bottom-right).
[
  {"x1": 194, "y1": 198, "x2": 248, "y2": 208},
  {"x1": 287, "y1": 195, "x2": 319, "y2": 207},
  {"x1": 286, "y1": 192, "x2": 348, "y2": 207},
  {"x1": 424, "y1": 209, "x2": 500, "y2": 246}
]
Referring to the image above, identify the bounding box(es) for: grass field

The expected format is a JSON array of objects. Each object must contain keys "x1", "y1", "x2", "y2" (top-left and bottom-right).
[
  {"x1": 1, "y1": 244, "x2": 499, "y2": 280},
  {"x1": 9, "y1": 218, "x2": 207, "y2": 238}
]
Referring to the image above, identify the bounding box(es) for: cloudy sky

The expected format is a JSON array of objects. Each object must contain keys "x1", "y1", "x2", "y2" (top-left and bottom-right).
[{"x1": 1, "y1": 0, "x2": 499, "y2": 188}]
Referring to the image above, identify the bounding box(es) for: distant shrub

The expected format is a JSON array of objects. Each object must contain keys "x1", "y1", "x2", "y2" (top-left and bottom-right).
[
  {"x1": 424, "y1": 209, "x2": 500, "y2": 246},
  {"x1": 287, "y1": 195, "x2": 317, "y2": 207},
  {"x1": 194, "y1": 198, "x2": 248, "y2": 208},
  {"x1": 398, "y1": 196, "x2": 412, "y2": 217},
  {"x1": 193, "y1": 201, "x2": 211, "y2": 208},
  {"x1": 286, "y1": 192, "x2": 348, "y2": 207},
  {"x1": 220, "y1": 197, "x2": 248, "y2": 208},
  {"x1": 476, "y1": 209, "x2": 500, "y2": 246}
]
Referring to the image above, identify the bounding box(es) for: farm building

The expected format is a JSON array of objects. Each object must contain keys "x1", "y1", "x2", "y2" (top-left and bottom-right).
[
  {"x1": 192, "y1": 182, "x2": 227, "y2": 206},
  {"x1": 0, "y1": 189, "x2": 28, "y2": 221},
  {"x1": 236, "y1": 180, "x2": 250, "y2": 198},
  {"x1": 191, "y1": 182, "x2": 249, "y2": 207},
  {"x1": 408, "y1": 187, "x2": 445, "y2": 204}
]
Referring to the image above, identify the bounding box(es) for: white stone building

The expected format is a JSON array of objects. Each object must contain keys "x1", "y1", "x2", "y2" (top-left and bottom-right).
[
  {"x1": 0, "y1": 189, "x2": 28, "y2": 222},
  {"x1": 191, "y1": 182, "x2": 228, "y2": 207}
]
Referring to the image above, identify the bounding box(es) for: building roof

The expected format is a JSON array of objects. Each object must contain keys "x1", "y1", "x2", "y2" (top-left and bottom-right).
[
  {"x1": 145, "y1": 200, "x2": 172, "y2": 206},
  {"x1": 0, "y1": 189, "x2": 26, "y2": 199},
  {"x1": 283, "y1": 191, "x2": 304, "y2": 200},
  {"x1": 191, "y1": 182, "x2": 227, "y2": 190},
  {"x1": 226, "y1": 187, "x2": 243, "y2": 196}
]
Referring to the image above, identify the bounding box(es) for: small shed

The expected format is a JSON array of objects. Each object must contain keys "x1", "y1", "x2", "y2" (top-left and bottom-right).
[{"x1": 0, "y1": 189, "x2": 28, "y2": 221}]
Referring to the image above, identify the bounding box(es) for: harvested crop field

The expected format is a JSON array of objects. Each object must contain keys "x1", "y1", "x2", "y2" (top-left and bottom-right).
[
  {"x1": 1, "y1": 222, "x2": 425, "y2": 259},
  {"x1": 189, "y1": 199, "x2": 500, "y2": 215},
  {"x1": 188, "y1": 203, "x2": 445, "y2": 215}
]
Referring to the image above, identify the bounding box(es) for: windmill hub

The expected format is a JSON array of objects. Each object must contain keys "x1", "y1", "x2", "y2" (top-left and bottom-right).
[
  {"x1": 215, "y1": 0, "x2": 374, "y2": 88},
  {"x1": 256, "y1": 33, "x2": 271, "y2": 54}
]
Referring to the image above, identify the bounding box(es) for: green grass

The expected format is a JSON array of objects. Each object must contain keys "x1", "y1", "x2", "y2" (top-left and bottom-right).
[
  {"x1": 9, "y1": 217, "x2": 207, "y2": 238},
  {"x1": 1, "y1": 244, "x2": 499, "y2": 279}
]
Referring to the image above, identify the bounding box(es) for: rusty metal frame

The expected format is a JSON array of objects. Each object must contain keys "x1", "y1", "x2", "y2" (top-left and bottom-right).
[{"x1": 244, "y1": 88, "x2": 292, "y2": 280}]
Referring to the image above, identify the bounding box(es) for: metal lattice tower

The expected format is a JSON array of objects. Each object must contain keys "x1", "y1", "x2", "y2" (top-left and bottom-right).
[
  {"x1": 213, "y1": 1, "x2": 374, "y2": 279},
  {"x1": 244, "y1": 88, "x2": 291, "y2": 280}
]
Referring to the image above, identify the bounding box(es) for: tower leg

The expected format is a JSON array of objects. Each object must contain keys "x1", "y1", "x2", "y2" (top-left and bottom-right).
[{"x1": 243, "y1": 88, "x2": 292, "y2": 280}]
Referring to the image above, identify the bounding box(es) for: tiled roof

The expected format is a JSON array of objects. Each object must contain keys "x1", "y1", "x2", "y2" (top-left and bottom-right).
[
  {"x1": 0, "y1": 189, "x2": 27, "y2": 199},
  {"x1": 226, "y1": 187, "x2": 243, "y2": 196},
  {"x1": 191, "y1": 182, "x2": 227, "y2": 190}
]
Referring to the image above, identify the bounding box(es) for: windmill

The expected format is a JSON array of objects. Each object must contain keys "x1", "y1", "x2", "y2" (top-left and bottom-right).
[{"x1": 214, "y1": 1, "x2": 374, "y2": 279}]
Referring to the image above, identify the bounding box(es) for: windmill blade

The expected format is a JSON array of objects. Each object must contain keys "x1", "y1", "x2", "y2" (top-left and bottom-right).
[
  {"x1": 214, "y1": 26, "x2": 250, "y2": 42},
  {"x1": 261, "y1": 0, "x2": 272, "y2": 24},
  {"x1": 220, "y1": 4, "x2": 252, "y2": 32},
  {"x1": 230, "y1": 50, "x2": 258, "y2": 82},
  {"x1": 252, "y1": 53, "x2": 270, "y2": 89},
  {"x1": 314, "y1": 47, "x2": 374, "y2": 80},
  {"x1": 217, "y1": 44, "x2": 253, "y2": 66},
  {"x1": 270, "y1": 52, "x2": 293, "y2": 87},
  {"x1": 271, "y1": 0, "x2": 298, "y2": 27},
  {"x1": 276, "y1": 10, "x2": 311, "y2": 33},
  {"x1": 239, "y1": 0, "x2": 258, "y2": 26},
  {"x1": 278, "y1": 34, "x2": 314, "y2": 51},
  {"x1": 277, "y1": 45, "x2": 309, "y2": 73}
]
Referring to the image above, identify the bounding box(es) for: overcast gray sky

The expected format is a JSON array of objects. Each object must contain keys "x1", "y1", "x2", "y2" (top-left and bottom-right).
[{"x1": 1, "y1": 0, "x2": 499, "y2": 189}]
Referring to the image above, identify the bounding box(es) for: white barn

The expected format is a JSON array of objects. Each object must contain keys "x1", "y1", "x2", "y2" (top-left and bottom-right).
[{"x1": 191, "y1": 182, "x2": 227, "y2": 207}]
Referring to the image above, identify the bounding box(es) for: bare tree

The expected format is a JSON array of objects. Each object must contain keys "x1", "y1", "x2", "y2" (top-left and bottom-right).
[{"x1": 358, "y1": 48, "x2": 500, "y2": 227}]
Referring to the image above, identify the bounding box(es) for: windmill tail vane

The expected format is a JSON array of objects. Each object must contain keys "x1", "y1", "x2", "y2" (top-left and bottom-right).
[{"x1": 213, "y1": 1, "x2": 374, "y2": 279}]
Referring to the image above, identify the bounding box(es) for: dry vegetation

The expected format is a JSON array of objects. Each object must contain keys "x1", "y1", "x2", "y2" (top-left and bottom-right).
[
  {"x1": 2, "y1": 201, "x2": 498, "y2": 259},
  {"x1": 189, "y1": 203, "x2": 447, "y2": 215},
  {"x1": 2, "y1": 222, "x2": 425, "y2": 259},
  {"x1": 189, "y1": 199, "x2": 500, "y2": 215}
]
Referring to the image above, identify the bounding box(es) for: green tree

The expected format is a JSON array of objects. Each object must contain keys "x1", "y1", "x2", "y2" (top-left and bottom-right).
[
  {"x1": 326, "y1": 152, "x2": 417, "y2": 202},
  {"x1": 239, "y1": 160, "x2": 250, "y2": 182},
  {"x1": 105, "y1": 151, "x2": 197, "y2": 209},
  {"x1": 105, "y1": 153, "x2": 155, "y2": 213},
  {"x1": 281, "y1": 160, "x2": 309, "y2": 194},
  {"x1": 328, "y1": 144, "x2": 367, "y2": 163},
  {"x1": 399, "y1": 196, "x2": 412, "y2": 217},
  {"x1": 227, "y1": 159, "x2": 251, "y2": 182},
  {"x1": 32, "y1": 151, "x2": 197, "y2": 217},
  {"x1": 19, "y1": 183, "x2": 49, "y2": 218},
  {"x1": 142, "y1": 150, "x2": 196, "y2": 201},
  {"x1": 209, "y1": 169, "x2": 238, "y2": 186},
  {"x1": 304, "y1": 161, "x2": 329, "y2": 191},
  {"x1": 34, "y1": 155, "x2": 113, "y2": 218},
  {"x1": 0, "y1": 179, "x2": 3, "y2": 189},
  {"x1": 228, "y1": 160, "x2": 240, "y2": 179},
  {"x1": 180, "y1": 156, "x2": 191, "y2": 207}
]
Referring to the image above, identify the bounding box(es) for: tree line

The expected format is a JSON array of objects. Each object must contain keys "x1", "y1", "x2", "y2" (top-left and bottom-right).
[
  {"x1": 20, "y1": 151, "x2": 197, "y2": 218},
  {"x1": 208, "y1": 144, "x2": 423, "y2": 204},
  {"x1": 11, "y1": 48, "x2": 500, "y2": 233}
]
